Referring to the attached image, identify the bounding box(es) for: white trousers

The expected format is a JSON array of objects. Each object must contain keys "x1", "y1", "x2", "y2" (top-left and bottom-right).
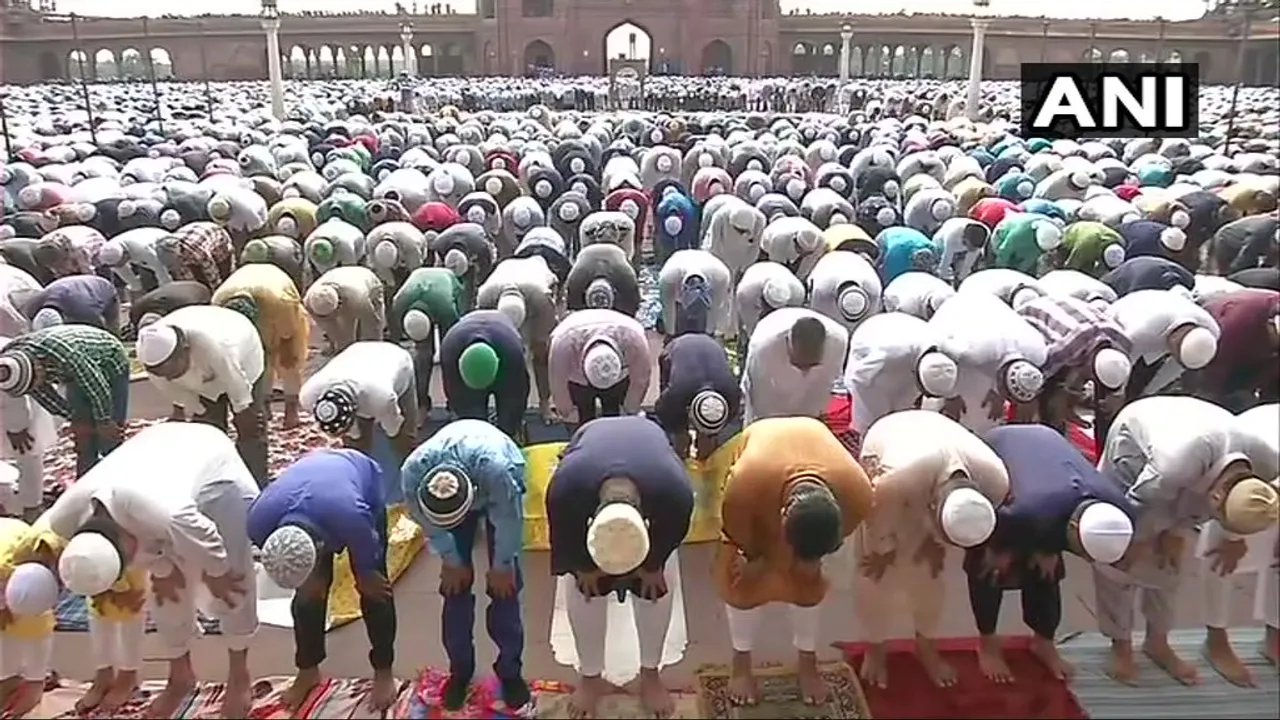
[
  {"x1": 0, "y1": 453, "x2": 44, "y2": 513},
  {"x1": 725, "y1": 603, "x2": 822, "y2": 653},
  {"x1": 1200, "y1": 524, "x2": 1280, "y2": 629},
  {"x1": 853, "y1": 558, "x2": 946, "y2": 644},
  {"x1": 567, "y1": 583, "x2": 673, "y2": 677},
  {"x1": 89, "y1": 614, "x2": 146, "y2": 672},
  {"x1": 151, "y1": 488, "x2": 259, "y2": 660},
  {"x1": 0, "y1": 634, "x2": 52, "y2": 681}
]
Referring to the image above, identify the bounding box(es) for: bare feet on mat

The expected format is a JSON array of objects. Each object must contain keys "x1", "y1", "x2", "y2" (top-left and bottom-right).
[
  {"x1": 100, "y1": 669, "x2": 140, "y2": 713},
  {"x1": 977, "y1": 637, "x2": 1014, "y2": 683},
  {"x1": 638, "y1": 668, "x2": 675, "y2": 718},
  {"x1": 75, "y1": 669, "x2": 113, "y2": 713},
  {"x1": 220, "y1": 669, "x2": 253, "y2": 719},
  {"x1": 1203, "y1": 640, "x2": 1254, "y2": 687},
  {"x1": 366, "y1": 671, "x2": 398, "y2": 714},
  {"x1": 283, "y1": 668, "x2": 323, "y2": 712},
  {"x1": 1144, "y1": 639, "x2": 1199, "y2": 686},
  {"x1": 727, "y1": 652, "x2": 759, "y2": 706},
  {"x1": 796, "y1": 653, "x2": 830, "y2": 706},
  {"x1": 144, "y1": 674, "x2": 195, "y2": 719},
  {"x1": 1030, "y1": 637, "x2": 1075, "y2": 681},
  {"x1": 858, "y1": 645, "x2": 889, "y2": 689},
  {"x1": 917, "y1": 640, "x2": 958, "y2": 688},
  {"x1": 567, "y1": 675, "x2": 611, "y2": 719},
  {"x1": 1106, "y1": 645, "x2": 1139, "y2": 686}
]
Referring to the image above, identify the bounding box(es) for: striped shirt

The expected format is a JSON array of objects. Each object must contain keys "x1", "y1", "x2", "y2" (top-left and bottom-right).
[
  {"x1": 1, "y1": 325, "x2": 129, "y2": 423},
  {"x1": 157, "y1": 222, "x2": 234, "y2": 291},
  {"x1": 1018, "y1": 295, "x2": 1131, "y2": 379},
  {"x1": 37, "y1": 227, "x2": 107, "y2": 278}
]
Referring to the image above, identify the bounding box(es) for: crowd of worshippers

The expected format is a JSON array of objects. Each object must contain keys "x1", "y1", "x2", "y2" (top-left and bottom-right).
[{"x1": 0, "y1": 98, "x2": 1278, "y2": 720}]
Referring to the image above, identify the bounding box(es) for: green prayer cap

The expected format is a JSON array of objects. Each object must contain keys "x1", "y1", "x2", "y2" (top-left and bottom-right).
[{"x1": 459, "y1": 342, "x2": 499, "y2": 390}]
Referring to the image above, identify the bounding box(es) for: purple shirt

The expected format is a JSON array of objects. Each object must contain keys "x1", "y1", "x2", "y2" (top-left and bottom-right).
[{"x1": 29, "y1": 274, "x2": 117, "y2": 325}]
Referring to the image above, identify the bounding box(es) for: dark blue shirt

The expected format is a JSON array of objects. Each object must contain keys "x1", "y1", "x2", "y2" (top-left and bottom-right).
[
  {"x1": 546, "y1": 416, "x2": 694, "y2": 586},
  {"x1": 1103, "y1": 256, "x2": 1194, "y2": 296},
  {"x1": 654, "y1": 333, "x2": 739, "y2": 434},
  {"x1": 247, "y1": 449, "x2": 387, "y2": 575}
]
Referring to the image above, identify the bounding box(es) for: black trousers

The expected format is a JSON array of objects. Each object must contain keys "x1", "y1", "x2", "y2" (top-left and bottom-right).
[
  {"x1": 967, "y1": 570, "x2": 1062, "y2": 640},
  {"x1": 293, "y1": 511, "x2": 397, "y2": 671},
  {"x1": 567, "y1": 379, "x2": 629, "y2": 425},
  {"x1": 191, "y1": 374, "x2": 270, "y2": 487}
]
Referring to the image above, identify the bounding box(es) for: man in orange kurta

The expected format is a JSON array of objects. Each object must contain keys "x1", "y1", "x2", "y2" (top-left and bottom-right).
[{"x1": 715, "y1": 416, "x2": 874, "y2": 707}]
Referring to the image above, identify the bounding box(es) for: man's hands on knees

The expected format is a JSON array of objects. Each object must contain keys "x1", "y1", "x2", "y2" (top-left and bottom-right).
[
  {"x1": 439, "y1": 563, "x2": 473, "y2": 596},
  {"x1": 356, "y1": 572, "x2": 392, "y2": 601},
  {"x1": 203, "y1": 569, "x2": 248, "y2": 606},
  {"x1": 486, "y1": 567, "x2": 518, "y2": 599},
  {"x1": 152, "y1": 568, "x2": 187, "y2": 606}
]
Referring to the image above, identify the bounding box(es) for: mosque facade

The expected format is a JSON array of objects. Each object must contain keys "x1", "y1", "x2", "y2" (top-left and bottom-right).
[{"x1": 0, "y1": 0, "x2": 1277, "y2": 86}]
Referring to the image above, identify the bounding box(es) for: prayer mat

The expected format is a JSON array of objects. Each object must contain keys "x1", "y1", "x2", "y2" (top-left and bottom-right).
[
  {"x1": 696, "y1": 662, "x2": 871, "y2": 719},
  {"x1": 406, "y1": 668, "x2": 537, "y2": 719},
  {"x1": 837, "y1": 636, "x2": 1090, "y2": 719},
  {"x1": 532, "y1": 681, "x2": 703, "y2": 719},
  {"x1": 45, "y1": 676, "x2": 410, "y2": 719}
]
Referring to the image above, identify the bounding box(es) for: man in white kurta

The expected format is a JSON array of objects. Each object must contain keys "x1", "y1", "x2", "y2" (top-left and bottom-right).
[
  {"x1": 741, "y1": 307, "x2": 848, "y2": 423},
  {"x1": 304, "y1": 266, "x2": 386, "y2": 355},
  {"x1": 854, "y1": 410, "x2": 1010, "y2": 689},
  {"x1": 807, "y1": 250, "x2": 883, "y2": 335},
  {"x1": 1107, "y1": 288, "x2": 1220, "y2": 399},
  {"x1": 928, "y1": 290, "x2": 1049, "y2": 434},
  {"x1": 657, "y1": 249, "x2": 733, "y2": 340},
  {"x1": 733, "y1": 261, "x2": 805, "y2": 341},
  {"x1": 136, "y1": 305, "x2": 270, "y2": 485},
  {"x1": 46, "y1": 422, "x2": 261, "y2": 718},
  {"x1": 300, "y1": 340, "x2": 417, "y2": 501},
  {"x1": 1199, "y1": 402, "x2": 1280, "y2": 686},
  {"x1": 843, "y1": 313, "x2": 959, "y2": 452},
  {"x1": 1096, "y1": 396, "x2": 1277, "y2": 686},
  {"x1": 476, "y1": 256, "x2": 560, "y2": 421}
]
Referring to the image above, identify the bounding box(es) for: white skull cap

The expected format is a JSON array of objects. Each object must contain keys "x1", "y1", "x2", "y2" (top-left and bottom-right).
[
  {"x1": 559, "y1": 203, "x2": 581, "y2": 222},
  {"x1": 940, "y1": 486, "x2": 997, "y2": 548},
  {"x1": 583, "y1": 341, "x2": 624, "y2": 389},
  {"x1": 876, "y1": 207, "x2": 896, "y2": 226},
  {"x1": 1177, "y1": 326, "x2": 1217, "y2": 369},
  {"x1": 663, "y1": 216, "x2": 682, "y2": 236},
  {"x1": 485, "y1": 177, "x2": 503, "y2": 195},
  {"x1": 1003, "y1": 359, "x2": 1044, "y2": 402},
  {"x1": 32, "y1": 307, "x2": 63, "y2": 331},
  {"x1": 1035, "y1": 222, "x2": 1063, "y2": 251},
  {"x1": 403, "y1": 309, "x2": 433, "y2": 342},
  {"x1": 1160, "y1": 227, "x2": 1187, "y2": 252},
  {"x1": 587, "y1": 502, "x2": 650, "y2": 575},
  {"x1": 931, "y1": 198, "x2": 955, "y2": 222},
  {"x1": 306, "y1": 283, "x2": 340, "y2": 316},
  {"x1": 917, "y1": 350, "x2": 959, "y2": 397},
  {"x1": 1102, "y1": 243, "x2": 1125, "y2": 268},
  {"x1": 58, "y1": 532, "x2": 121, "y2": 597},
  {"x1": 136, "y1": 323, "x2": 179, "y2": 367},
  {"x1": 762, "y1": 277, "x2": 792, "y2": 308},
  {"x1": 497, "y1": 291, "x2": 527, "y2": 328},
  {"x1": 1077, "y1": 502, "x2": 1134, "y2": 564},
  {"x1": 5, "y1": 563, "x2": 59, "y2": 617},
  {"x1": 97, "y1": 241, "x2": 125, "y2": 267},
  {"x1": 1092, "y1": 347, "x2": 1132, "y2": 390},
  {"x1": 444, "y1": 248, "x2": 470, "y2": 276},
  {"x1": 373, "y1": 240, "x2": 399, "y2": 268},
  {"x1": 261, "y1": 525, "x2": 318, "y2": 590},
  {"x1": 837, "y1": 285, "x2": 870, "y2": 321}
]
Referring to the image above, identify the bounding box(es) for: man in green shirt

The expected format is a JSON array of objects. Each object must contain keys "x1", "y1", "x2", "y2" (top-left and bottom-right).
[
  {"x1": 392, "y1": 267, "x2": 465, "y2": 428},
  {"x1": 0, "y1": 325, "x2": 131, "y2": 476}
]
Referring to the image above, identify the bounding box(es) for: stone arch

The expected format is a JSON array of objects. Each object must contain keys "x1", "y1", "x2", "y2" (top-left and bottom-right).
[
  {"x1": 793, "y1": 41, "x2": 818, "y2": 75},
  {"x1": 821, "y1": 43, "x2": 836, "y2": 57},
  {"x1": 1165, "y1": 49, "x2": 1183, "y2": 64},
  {"x1": 1139, "y1": 51, "x2": 1157, "y2": 63},
  {"x1": 875, "y1": 44, "x2": 891, "y2": 76},
  {"x1": 94, "y1": 48, "x2": 117, "y2": 80},
  {"x1": 390, "y1": 46, "x2": 407, "y2": 75},
  {"x1": 375, "y1": 46, "x2": 390, "y2": 77},
  {"x1": 891, "y1": 45, "x2": 907, "y2": 76},
  {"x1": 318, "y1": 45, "x2": 335, "y2": 76},
  {"x1": 602, "y1": 20, "x2": 653, "y2": 73},
  {"x1": 850, "y1": 46, "x2": 864, "y2": 78},
  {"x1": 525, "y1": 39, "x2": 556, "y2": 72},
  {"x1": 920, "y1": 46, "x2": 937, "y2": 77},
  {"x1": 119, "y1": 48, "x2": 143, "y2": 79},
  {"x1": 945, "y1": 45, "x2": 967, "y2": 78},
  {"x1": 289, "y1": 46, "x2": 308, "y2": 77},
  {"x1": 1108, "y1": 48, "x2": 1130, "y2": 63},
  {"x1": 700, "y1": 39, "x2": 733, "y2": 75},
  {"x1": 335, "y1": 47, "x2": 350, "y2": 78},
  {"x1": 419, "y1": 44, "x2": 436, "y2": 76},
  {"x1": 904, "y1": 46, "x2": 921, "y2": 77},
  {"x1": 68, "y1": 49, "x2": 90, "y2": 80},
  {"x1": 150, "y1": 47, "x2": 173, "y2": 79}
]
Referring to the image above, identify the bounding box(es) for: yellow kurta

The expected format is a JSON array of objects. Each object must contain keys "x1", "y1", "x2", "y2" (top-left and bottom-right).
[{"x1": 213, "y1": 262, "x2": 311, "y2": 394}]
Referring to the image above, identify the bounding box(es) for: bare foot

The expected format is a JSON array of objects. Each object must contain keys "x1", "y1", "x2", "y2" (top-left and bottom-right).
[
  {"x1": 918, "y1": 641, "x2": 958, "y2": 688},
  {"x1": 1203, "y1": 640, "x2": 1254, "y2": 687},
  {"x1": 6, "y1": 680, "x2": 42, "y2": 719},
  {"x1": 977, "y1": 641, "x2": 1014, "y2": 683},
  {"x1": 75, "y1": 668, "x2": 114, "y2": 714},
  {"x1": 282, "y1": 402, "x2": 301, "y2": 430},
  {"x1": 796, "y1": 657, "x2": 830, "y2": 706},
  {"x1": 568, "y1": 676, "x2": 611, "y2": 719},
  {"x1": 638, "y1": 669, "x2": 675, "y2": 718},
  {"x1": 859, "y1": 645, "x2": 890, "y2": 689},
  {"x1": 219, "y1": 671, "x2": 252, "y2": 719},
  {"x1": 144, "y1": 675, "x2": 196, "y2": 719},
  {"x1": 366, "y1": 671, "x2": 398, "y2": 714},
  {"x1": 282, "y1": 669, "x2": 322, "y2": 712},
  {"x1": 100, "y1": 669, "x2": 139, "y2": 713},
  {"x1": 1030, "y1": 638, "x2": 1075, "y2": 681},
  {"x1": 727, "y1": 653, "x2": 759, "y2": 706},
  {"x1": 1107, "y1": 646, "x2": 1139, "y2": 686},
  {"x1": 1144, "y1": 640, "x2": 1199, "y2": 686}
]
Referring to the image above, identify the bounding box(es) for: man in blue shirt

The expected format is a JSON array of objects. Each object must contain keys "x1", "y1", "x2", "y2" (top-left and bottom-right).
[
  {"x1": 401, "y1": 419, "x2": 529, "y2": 711},
  {"x1": 247, "y1": 449, "x2": 397, "y2": 713},
  {"x1": 969, "y1": 424, "x2": 1136, "y2": 682}
]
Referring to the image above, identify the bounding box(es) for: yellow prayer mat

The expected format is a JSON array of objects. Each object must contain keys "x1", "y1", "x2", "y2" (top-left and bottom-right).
[
  {"x1": 325, "y1": 504, "x2": 424, "y2": 629},
  {"x1": 518, "y1": 432, "x2": 742, "y2": 552}
]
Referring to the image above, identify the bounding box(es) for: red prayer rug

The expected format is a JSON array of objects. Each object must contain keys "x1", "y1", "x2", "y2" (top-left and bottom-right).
[{"x1": 837, "y1": 636, "x2": 1090, "y2": 719}]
